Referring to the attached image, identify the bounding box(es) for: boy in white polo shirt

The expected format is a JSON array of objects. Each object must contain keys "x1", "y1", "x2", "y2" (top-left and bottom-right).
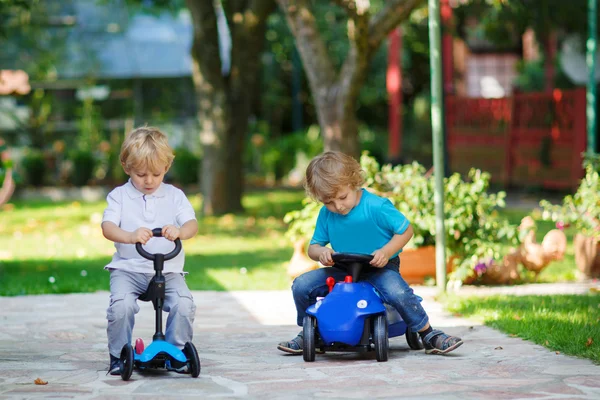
[{"x1": 101, "y1": 126, "x2": 198, "y2": 375}]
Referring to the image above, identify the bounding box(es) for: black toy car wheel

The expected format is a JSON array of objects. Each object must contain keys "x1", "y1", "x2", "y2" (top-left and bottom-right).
[
  {"x1": 120, "y1": 344, "x2": 134, "y2": 381},
  {"x1": 303, "y1": 315, "x2": 316, "y2": 362},
  {"x1": 373, "y1": 314, "x2": 389, "y2": 362},
  {"x1": 406, "y1": 330, "x2": 424, "y2": 350},
  {"x1": 184, "y1": 342, "x2": 201, "y2": 378}
]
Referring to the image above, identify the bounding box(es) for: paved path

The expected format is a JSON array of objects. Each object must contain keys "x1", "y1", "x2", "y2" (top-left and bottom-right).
[{"x1": 0, "y1": 284, "x2": 599, "y2": 399}]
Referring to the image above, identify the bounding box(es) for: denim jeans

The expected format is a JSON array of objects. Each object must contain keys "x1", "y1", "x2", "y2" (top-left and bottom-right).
[{"x1": 291, "y1": 257, "x2": 429, "y2": 332}]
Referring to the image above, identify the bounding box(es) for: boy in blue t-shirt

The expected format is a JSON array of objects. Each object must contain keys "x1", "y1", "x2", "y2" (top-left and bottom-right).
[{"x1": 277, "y1": 151, "x2": 463, "y2": 355}]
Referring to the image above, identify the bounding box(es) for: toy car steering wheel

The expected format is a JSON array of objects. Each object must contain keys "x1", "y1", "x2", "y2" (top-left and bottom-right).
[
  {"x1": 135, "y1": 228, "x2": 182, "y2": 261},
  {"x1": 331, "y1": 252, "x2": 374, "y2": 282},
  {"x1": 332, "y1": 253, "x2": 374, "y2": 264}
]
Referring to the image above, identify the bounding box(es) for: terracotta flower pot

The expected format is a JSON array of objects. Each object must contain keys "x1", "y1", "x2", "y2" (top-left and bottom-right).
[
  {"x1": 573, "y1": 233, "x2": 600, "y2": 279},
  {"x1": 399, "y1": 246, "x2": 453, "y2": 284}
]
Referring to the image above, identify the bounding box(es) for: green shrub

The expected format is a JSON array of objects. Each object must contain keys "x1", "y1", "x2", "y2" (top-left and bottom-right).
[
  {"x1": 21, "y1": 149, "x2": 46, "y2": 187},
  {"x1": 284, "y1": 153, "x2": 519, "y2": 285},
  {"x1": 540, "y1": 156, "x2": 600, "y2": 239},
  {"x1": 70, "y1": 150, "x2": 96, "y2": 186},
  {"x1": 172, "y1": 147, "x2": 200, "y2": 185}
]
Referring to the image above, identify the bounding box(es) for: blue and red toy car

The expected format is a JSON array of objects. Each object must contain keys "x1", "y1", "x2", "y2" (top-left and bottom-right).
[{"x1": 302, "y1": 253, "x2": 423, "y2": 362}]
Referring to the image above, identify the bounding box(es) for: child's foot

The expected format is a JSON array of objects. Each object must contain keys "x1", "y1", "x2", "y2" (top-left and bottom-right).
[
  {"x1": 277, "y1": 331, "x2": 325, "y2": 355},
  {"x1": 422, "y1": 330, "x2": 463, "y2": 355},
  {"x1": 108, "y1": 355, "x2": 121, "y2": 376},
  {"x1": 167, "y1": 363, "x2": 189, "y2": 374},
  {"x1": 277, "y1": 332, "x2": 304, "y2": 354}
]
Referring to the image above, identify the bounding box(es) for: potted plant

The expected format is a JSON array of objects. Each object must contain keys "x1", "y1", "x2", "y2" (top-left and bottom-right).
[
  {"x1": 284, "y1": 153, "x2": 518, "y2": 286},
  {"x1": 540, "y1": 157, "x2": 600, "y2": 279}
]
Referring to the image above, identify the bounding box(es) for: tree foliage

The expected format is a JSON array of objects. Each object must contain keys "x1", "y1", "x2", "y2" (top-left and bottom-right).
[{"x1": 454, "y1": 0, "x2": 596, "y2": 47}]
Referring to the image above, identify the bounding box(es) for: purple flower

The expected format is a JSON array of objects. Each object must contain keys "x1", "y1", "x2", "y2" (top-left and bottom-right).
[
  {"x1": 474, "y1": 262, "x2": 487, "y2": 275},
  {"x1": 474, "y1": 258, "x2": 494, "y2": 276}
]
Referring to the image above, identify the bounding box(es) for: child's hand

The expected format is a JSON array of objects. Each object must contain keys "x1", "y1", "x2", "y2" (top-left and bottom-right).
[
  {"x1": 319, "y1": 248, "x2": 335, "y2": 266},
  {"x1": 162, "y1": 225, "x2": 180, "y2": 241},
  {"x1": 131, "y1": 227, "x2": 153, "y2": 244},
  {"x1": 370, "y1": 249, "x2": 389, "y2": 268}
]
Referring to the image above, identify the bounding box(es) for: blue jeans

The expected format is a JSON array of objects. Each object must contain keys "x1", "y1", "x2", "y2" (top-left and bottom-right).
[{"x1": 291, "y1": 257, "x2": 429, "y2": 332}]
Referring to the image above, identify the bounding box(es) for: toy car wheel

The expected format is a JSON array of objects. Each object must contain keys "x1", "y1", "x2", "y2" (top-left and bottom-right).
[
  {"x1": 184, "y1": 342, "x2": 201, "y2": 378},
  {"x1": 302, "y1": 315, "x2": 316, "y2": 362},
  {"x1": 405, "y1": 330, "x2": 424, "y2": 350},
  {"x1": 135, "y1": 338, "x2": 145, "y2": 355},
  {"x1": 120, "y1": 344, "x2": 134, "y2": 381},
  {"x1": 373, "y1": 314, "x2": 389, "y2": 362}
]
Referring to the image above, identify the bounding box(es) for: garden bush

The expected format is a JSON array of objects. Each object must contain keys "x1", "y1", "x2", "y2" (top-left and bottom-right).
[
  {"x1": 69, "y1": 150, "x2": 96, "y2": 186},
  {"x1": 284, "y1": 153, "x2": 518, "y2": 285},
  {"x1": 172, "y1": 147, "x2": 200, "y2": 185},
  {"x1": 21, "y1": 148, "x2": 46, "y2": 187}
]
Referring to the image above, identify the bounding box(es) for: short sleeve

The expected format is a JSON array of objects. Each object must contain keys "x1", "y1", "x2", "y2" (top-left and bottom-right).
[
  {"x1": 376, "y1": 199, "x2": 410, "y2": 235},
  {"x1": 102, "y1": 188, "x2": 122, "y2": 226},
  {"x1": 173, "y1": 188, "x2": 197, "y2": 226},
  {"x1": 309, "y1": 206, "x2": 330, "y2": 246}
]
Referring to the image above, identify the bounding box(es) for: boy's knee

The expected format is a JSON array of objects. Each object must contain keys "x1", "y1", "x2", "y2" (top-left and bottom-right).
[
  {"x1": 291, "y1": 271, "x2": 316, "y2": 293},
  {"x1": 174, "y1": 290, "x2": 196, "y2": 318},
  {"x1": 107, "y1": 293, "x2": 138, "y2": 321}
]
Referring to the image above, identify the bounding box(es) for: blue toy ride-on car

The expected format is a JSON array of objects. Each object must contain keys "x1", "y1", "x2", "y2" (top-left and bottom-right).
[
  {"x1": 302, "y1": 252, "x2": 423, "y2": 362},
  {"x1": 117, "y1": 228, "x2": 201, "y2": 381}
]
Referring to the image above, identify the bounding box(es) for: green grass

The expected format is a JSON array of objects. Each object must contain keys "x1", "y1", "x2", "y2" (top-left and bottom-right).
[
  {"x1": 0, "y1": 190, "x2": 580, "y2": 295},
  {"x1": 446, "y1": 294, "x2": 600, "y2": 363},
  {"x1": 0, "y1": 189, "x2": 306, "y2": 296}
]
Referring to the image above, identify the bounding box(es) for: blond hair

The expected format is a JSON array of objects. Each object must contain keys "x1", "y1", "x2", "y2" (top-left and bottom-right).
[
  {"x1": 120, "y1": 126, "x2": 174, "y2": 173},
  {"x1": 304, "y1": 151, "x2": 365, "y2": 201}
]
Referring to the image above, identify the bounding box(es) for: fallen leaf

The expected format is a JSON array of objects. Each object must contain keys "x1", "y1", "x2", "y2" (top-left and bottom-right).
[
  {"x1": 555, "y1": 351, "x2": 560, "y2": 355},
  {"x1": 512, "y1": 314, "x2": 522, "y2": 320},
  {"x1": 510, "y1": 334, "x2": 517, "y2": 337},
  {"x1": 545, "y1": 340, "x2": 549, "y2": 345},
  {"x1": 494, "y1": 346, "x2": 503, "y2": 350},
  {"x1": 34, "y1": 378, "x2": 48, "y2": 385},
  {"x1": 469, "y1": 326, "x2": 474, "y2": 330},
  {"x1": 586, "y1": 337, "x2": 593, "y2": 347}
]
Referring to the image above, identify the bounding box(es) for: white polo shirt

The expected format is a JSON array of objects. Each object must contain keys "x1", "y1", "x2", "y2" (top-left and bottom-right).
[{"x1": 102, "y1": 180, "x2": 197, "y2": 273}]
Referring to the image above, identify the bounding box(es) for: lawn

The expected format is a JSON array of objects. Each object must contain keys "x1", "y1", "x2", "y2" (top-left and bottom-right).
[
  {"x1": 0, "y1": 189, "x2": 306, "y2": 296},
  {"x1": 446, "y1": 294, "x2": 600, "y2": 363},
  {"x1": 0, "y1": 190, "x2": 580, "y2": 296}
]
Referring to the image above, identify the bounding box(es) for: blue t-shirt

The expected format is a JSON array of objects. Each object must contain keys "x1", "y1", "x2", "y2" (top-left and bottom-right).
[{"x1": 310, "y1": 189, "x2": 410, "y2": 258}]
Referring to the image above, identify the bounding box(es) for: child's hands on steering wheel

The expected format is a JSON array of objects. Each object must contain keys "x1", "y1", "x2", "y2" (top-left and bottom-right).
[
  {"x1": 370, "y1": 249, "x2": 388, "y2": 268},
  {"x1": 162, "y1": 225, "x2": 181, "y2": 241},
  {"x1": 319, "y1": 247, "x2": 335, "y2": 266},
  {"x1": 131, "y1": 227, "x2": 153, "y2": 244}
]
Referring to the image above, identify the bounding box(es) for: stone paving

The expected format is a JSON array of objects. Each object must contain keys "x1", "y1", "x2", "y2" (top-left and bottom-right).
[{"x1": 0, "y1": 284, "x2": 599, "y2": 399}]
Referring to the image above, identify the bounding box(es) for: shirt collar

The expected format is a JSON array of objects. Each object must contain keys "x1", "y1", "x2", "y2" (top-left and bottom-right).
[{"x1": 124, "y1": 180, "x2": 167, "y2": 199}]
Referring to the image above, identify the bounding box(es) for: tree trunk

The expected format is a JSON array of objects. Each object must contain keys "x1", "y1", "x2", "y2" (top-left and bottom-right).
[
  {"x1": 278, "y1": 0, "x2": 424, "y2": 159},
  {"x1": 315, "y1": 90, "x2": 360, "y2": 158},
  {"x1": 186, "y1": 0, "x2": 275, "y2": 215}
]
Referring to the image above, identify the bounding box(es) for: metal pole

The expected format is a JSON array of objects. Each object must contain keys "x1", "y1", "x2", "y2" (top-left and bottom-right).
[
  {"x1": 428, "y1": 0, "x2": 447, "y2": 291},
  {"x1": 587, "y1": 0, "x2": 597, "y2": 155}
]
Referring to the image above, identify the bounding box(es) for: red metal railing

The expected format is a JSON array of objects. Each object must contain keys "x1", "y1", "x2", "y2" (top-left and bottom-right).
[{"x1": 446, "y1": 88, "x2": 586, "y2": 190}]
